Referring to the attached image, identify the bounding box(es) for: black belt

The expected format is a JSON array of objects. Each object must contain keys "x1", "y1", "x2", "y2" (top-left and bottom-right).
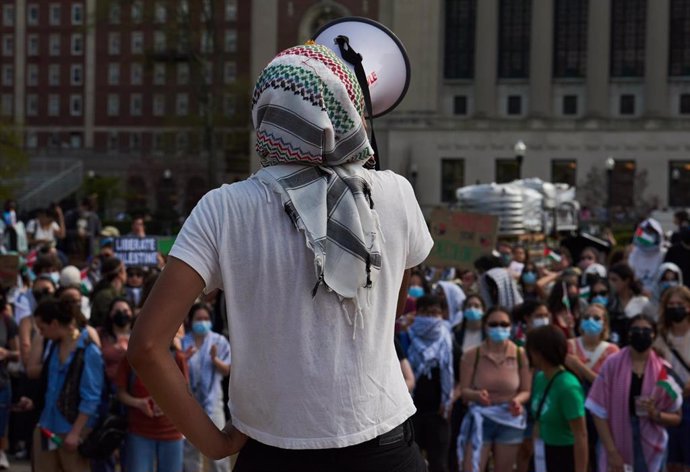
[{"x1": 355, "y1": 418, "x2": 413, "y2": 449}]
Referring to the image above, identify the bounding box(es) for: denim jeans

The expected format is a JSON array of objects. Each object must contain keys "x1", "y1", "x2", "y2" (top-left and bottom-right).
[
  {"x1": 631, "y1": 417, "x2": 649, "y2": 472},
  {"x1": 125, "y1": 433, "x2": 183, "y2": 472},
  {"x1": 233, "y1": 419, "x2": 426, "y2": 472}
]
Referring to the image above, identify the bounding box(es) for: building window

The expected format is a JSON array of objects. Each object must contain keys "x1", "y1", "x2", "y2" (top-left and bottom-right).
[
  {"x1": 176, "y1": 94, "x2": 189, "y2": 116},
  {"x1": 178, "y1": 0, "x2": 190, "y2": 22},
  {"x1": 154, "y1": 31, "x2": 166, "y2": 53},
  {"x1": 224, "y1": 94, "x2": 236, "y2": 117},
  {"x1": 26, "y1": 132, "x2": 38, "y2": 149},
  {"x1": 611, "y1": 160, "x2": 635, "y2": 206},
  {"x1": 669, "y1": 161, "x2": 690, "y2": 207},
  {"x1": 153, "y1": 63, "x2": 166, "y2": 85},
  {"x1": 2, "y1": 5, "x2": 14, "y2": 27},
  {"x1": 177, "y1": 63, "x2": 190, "y2": 84},
  {"x1": 507, "y1": 95, "x2": 522, "y2": 115},
  {"x1": 70, "y1": 133, "x2": 82, "y2": 149},
  {"x1": 48, "y1": 64, "x2": 60, "y2": 86},
  {"x1": 26, "y1": 95, "x2": 39, "y2": 116},
  {"x1": 27, "y1": 4, "x2": 39, "y2": 26},
  {"x1": 2, "y1": 35, "x2": 13, "y2": 56},
  {"x1": 131, "y1": 32, "x2": 144, "y2": 55},
  {"x1": 130, "y1": 94, "x2": 143, "y2": 116},
  {"x1": 610, "y1": 0, "x2": 646, "y2": 77},
  {"x1": 551, "y1": 159, "x2": 577, "y2": 186},
  {"x1": 201, "y1": 31, "x2": 213, "y2": 53},
  {"x1": 176, "y1": 132, "x2": 189, "y2": 152},
  {"x1": 553, "y1": 0, "x2": 588, "y2": 77},
  {"x1": 1, "y1": 65, "x2": 12, "y2": 86},
  {"x1": 155, "y1": 2, "x2": 167, "y2": 23},
  {"x1": 1, "y1": 95, "x2": 12, "y2": 116},
  {"x1": 71, "y1": 64, "x2": 83, "y2": 86},
  {"x1": 28, "y1": 35, "x2": 39, "y2": 56},
  {"x1": 49, "y1": 4, "x2": 61, "y2": 25},
  {"x1": 130, "y1": 63, "x2": 143, "y2": 85},
  {"x1": 48, "y1": 95, "x2": 60, "y2": 116},
  {"x1": 202, "y1": 62, "x2": 213, "y2": 85},
  {"x1": 224, "y1": 62, "x2": 236, "y2": 84},
  {"x1": 619, "y1": 94, "x2": 635, "y2": 115},
  {"x1": 499, "y1": 0, "x2": 531, "y2": 78},
  {"x1": 109, "y1": 3, "x2": 121, "y2": 24},
  {"x1": 441, "y1": 159, "x2": 465, "y2": 202},
  {"x1": 71, "y1": 34, "x2": 84, "y2": 55},
  {"x1": 108, "y1": 63, "x2": 120, "y2": 85},
  {"x1": 454, "y1": 95, "x2": 468, "y2": 115},
  {"x1": 106, "y1": 34, "x2": 120, "y2": 57},
  {"x1": 680, "y1": 94, "x2": 690, "y2": 114},
  {"x1": 153, "y1": 94, "x2": 166, "y2": 116},
  {"x1": 563, "y1": 95, "x2": 578, "y2": 115},
  {"x1": 130, "y1": 133, "x2": 142, "y2": 151},
  {"x1": 225, "y1": 0, "x2": 237, "y2": 21},
  {"x1": 444, "y1": 0, "x2": 477, "y2": 79},
  {"x1": 670, "y1": 0, "x2": 690, "y2": 76},
  {"x1": 108, "y1": 93, "x2": 120, "y2": 116},
  {"x1": 27, "y1": 64, "x2": 39, "y2": 87},
  {"x1": 49, "y1": 34, "x2": 61, "y2": 56},
  {"x1": 201, "y1": 0, "x2": 212, "y2": 20},
  {"x1": 153, "y1": 132, "x2": 165, "y2": 153},
  {"x1": 224, "y1": 30, "x2": 237, "y2": 53},
  {"x1": 496, "y1": 158, "x2": 520, "y2": 183},
  {"x1": 108, "y1": 132, "x2": 119, "y2": 151},
  {"x1": 70, "y1": 95, "x2": 83, "y2": 116},
  {"x1": 131, "y1": 1, "x2": 143, "y2": 23},
  {"x1": 72, "y1": 4, "x2": 83, "y2": 25}
]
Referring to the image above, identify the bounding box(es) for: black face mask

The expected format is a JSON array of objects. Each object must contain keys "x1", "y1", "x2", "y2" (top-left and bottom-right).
[
  {"x1": 629, "y1": 329, "x2": 654, "y2": 353},
  {"x1": 667, "y1": 306, "x2": 689, "y2": 324},
  {"x1": 32, "y1": 289, "x2": 51, "y2": 303},
  {"x1": 112, "y1": 310, "x2": 132, "y2": 328}
]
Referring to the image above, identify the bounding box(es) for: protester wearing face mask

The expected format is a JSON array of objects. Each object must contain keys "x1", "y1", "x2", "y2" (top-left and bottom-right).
[
  {"x1": 435, "y1": 281, "x2": 466, "y2": 328},
  {"x1": 181, "y1": 303, "x2": 231, "y2": 472},
  {"x1": 459, "y1": 307, "x2": 531, "y2": 472},
  {"x1": 565, "y1": 304, "x2": 620, "y2": 472},
  {"x1": 628, "y1": 219, "x2": 666, "y2": 295},
  {"x1": 653, "y1": 286, "x2": 690, "y2": 472},
  {"x1": 407, "y1": 295, "x2": 458, "y2": 472},
  {"x1": 587, "y1": 315, "x2": 683, "y2": 472},
  {"x1": 642, "y1": 263, "x2": 683, "y2": 321},
  {"x1": 518, "y1": 264, "x2": 545, "y2": 303},
  {"x1": 512, "y1": 301, "x2": 552, "y2": 349}
]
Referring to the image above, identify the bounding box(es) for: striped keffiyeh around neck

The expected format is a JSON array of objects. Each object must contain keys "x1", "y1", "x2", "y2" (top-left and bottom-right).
[
  {"x1": 407, "y1": 316, "x2": 454, "y2": 408},
  {"x1": 252, "y1": 44, "x2": 381, "y2": 304}
]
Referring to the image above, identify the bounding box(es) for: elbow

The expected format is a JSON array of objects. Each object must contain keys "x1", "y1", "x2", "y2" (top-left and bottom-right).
[{"x1": 127, "y1": 335, "x2": 156, "y2": 370}]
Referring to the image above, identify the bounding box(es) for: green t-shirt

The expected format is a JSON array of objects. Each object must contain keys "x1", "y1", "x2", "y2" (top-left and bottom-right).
[{"x1": 530, "y1": 370, "x2": 585, "y2": 446}]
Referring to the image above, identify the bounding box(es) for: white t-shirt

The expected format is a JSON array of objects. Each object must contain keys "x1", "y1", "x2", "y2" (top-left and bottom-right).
[
  {"x1": 26, "y1": 219, "x2": 59, "y2": 243},
  {"x1": 170, "y1": 167, "x2": 434, "y2": 449}
]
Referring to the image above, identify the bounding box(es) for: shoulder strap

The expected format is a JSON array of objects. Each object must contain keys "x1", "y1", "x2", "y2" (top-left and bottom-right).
[
  {"x1": 470, "y1": 346, "x2": 480, "y2": 388},
  {"x1": 670, "y1": 346, "x2": 690, "y2": 375},
  {"x1": 516, "y1": 344, "x2": 523, "y2": 369},
  {"x1": 535, "y1": 370, "x2": 565, "y2": 421}
]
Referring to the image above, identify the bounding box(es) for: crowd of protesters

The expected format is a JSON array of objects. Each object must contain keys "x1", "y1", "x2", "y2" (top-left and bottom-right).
[
  {"x1": 397, "y1": 211, "x2": 690, "y2": 472},
  {"x1": 0, "y1": 199, "x2": 232, "y2": 472}
]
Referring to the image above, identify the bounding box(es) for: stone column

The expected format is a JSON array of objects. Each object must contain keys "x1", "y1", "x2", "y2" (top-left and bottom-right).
[
  {"x1": 586, "y1": 0, "x2": 610, "y2": 117},
  {"x1": 644, "y1": 0, "x2": 670, "y2": 117},
  {"x1": 474, "y1": 0, "x2": 498, "y2": 117},
  {"x1": 530, "y1": 0, "x2": 553, "y2": 117}
]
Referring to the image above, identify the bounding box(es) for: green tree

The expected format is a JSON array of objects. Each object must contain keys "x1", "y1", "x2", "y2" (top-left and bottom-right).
[{"x1": 0, "y1": 125, "x2": 28, "y2": 201}]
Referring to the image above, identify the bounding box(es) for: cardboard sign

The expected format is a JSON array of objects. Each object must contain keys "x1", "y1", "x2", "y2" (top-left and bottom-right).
[
  {"x1": 425, "y1": 209, "x2": 498, "y2": 269},
  {"x1": 0, "y1": 254, "x2": 19, "y2": 287},
  {"x1": 113, "y1": 237, "x2": 158, "y2": 267}
]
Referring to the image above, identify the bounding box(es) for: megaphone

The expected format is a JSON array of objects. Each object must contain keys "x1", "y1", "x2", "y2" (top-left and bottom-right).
[{"x1": 312, "y1": 17, "x2": 411, "y2": 118}]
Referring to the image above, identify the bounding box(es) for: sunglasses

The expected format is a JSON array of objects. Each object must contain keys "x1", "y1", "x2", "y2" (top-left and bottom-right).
[
  {"x1": 487, "y1": 321, "x2": 511, "y2": 328},
  {"x1": 592, "y1": 291, "x2": 608, "y2": 297},
  {"x1": 582, "y1": 315, "x2": 602, "y2": 321}
]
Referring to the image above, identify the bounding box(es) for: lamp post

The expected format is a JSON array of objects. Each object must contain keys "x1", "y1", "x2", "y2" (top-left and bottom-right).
[
  {"x1": 605, "y1": 156, "x2": 615, "y2": 227},
  {"x1": 672, "y1": 167, "x2": 681, "y2": 207},
  {"x1": 514, "y1": 140, "x2": 527, "y2": 180}
]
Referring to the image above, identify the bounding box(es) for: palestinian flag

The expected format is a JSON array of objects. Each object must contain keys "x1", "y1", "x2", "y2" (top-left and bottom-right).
[
  {"x1": 562, "y1": 281, "x2": 571, "y2": 313},
  {"x1": 579, "y1": 285, "x2": 591, "y2": 300},
  {"x1": 656, "y1": 366, "x2": 683, "y2": 403},
  {"x1": 634, "y1": 227, "x2": 657, "y2": 248},
  {"x1": 544, "y1": 248, "x2": 562, "y2": 263}
]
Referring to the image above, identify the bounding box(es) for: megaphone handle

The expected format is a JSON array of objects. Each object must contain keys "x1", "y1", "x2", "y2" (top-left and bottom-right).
[{"x1": 334, "y1": 36, "x2": 380, "y2": 170}]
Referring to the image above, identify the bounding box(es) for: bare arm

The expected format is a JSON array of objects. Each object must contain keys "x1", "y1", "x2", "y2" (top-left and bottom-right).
[
  {"x1": 26, "y1": 332, "x2": 45, "y2": 379},
  {"x1": 400, "y1": 358, "x2": 415, "y2": 392},
  {"x1": 54, "y1": 207, "x2": 66, "y2": 239},
  {"x1": 512, "y1": 348, "x2": 532, "y2": 405},
  {"x1": 396, "y1": 269, "x2": 411, "y2": 318},
  {"x1": 19, "y1": 317, "x2": 33, "y2": 368},
  {"x1": 569, "y1": 416, "x2": 588, "y2": 472},
  {"x1": 128, "y1": 257, "x2": 246, "y2": 460},
  {"x1": 592, "y1": 415, "x2": 625, "y2": 472}
]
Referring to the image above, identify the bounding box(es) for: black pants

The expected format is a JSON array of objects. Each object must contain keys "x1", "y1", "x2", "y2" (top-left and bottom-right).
[
  {"x1": 413, "y1": 411, "x2": 450, "y2": 472},
  {"x1": 544, "y1": 444, "x2": 575, "y2": 472},
  {"x1": 233, "y1": 419, "x2": 426, "y2": 472}
]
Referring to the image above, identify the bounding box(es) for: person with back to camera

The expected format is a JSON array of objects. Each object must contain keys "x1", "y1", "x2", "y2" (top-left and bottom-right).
[{"x1": 127, "y1": 42, "x2": 434, "y2": 471}]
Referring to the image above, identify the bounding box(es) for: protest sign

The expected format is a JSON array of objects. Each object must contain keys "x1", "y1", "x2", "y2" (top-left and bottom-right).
[
  {"x1": 0, "y1": 254, "x2": 19, "y2": 287},
  {"x1": 425, "y1": 209, "x2": 498, "y2": 270},
  {"x1": 113, "y1": 237, "x2": 158, "y2": 267}
]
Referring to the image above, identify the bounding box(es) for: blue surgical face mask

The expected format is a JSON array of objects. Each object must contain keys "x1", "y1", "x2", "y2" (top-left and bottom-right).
[
  {"x1": 591, "y1": 295, "x2": 608, "y2": 306},
  {"x1": 464, "y1": 307, "x2": 483, "y2": 321},
  {"x1": 581, "y1": 318, "x2": 603, "y2": 336},
  {"x1": 500, "y1": 253, "x2": 512, "y2": 266},
  {"x1": 50, "y1": 271, "x2": 60, "y2": 286},
  {"x1": 487, "y1": 326, "x2": 511, "y2": 343},
  {"x1": 408, "y1": 285, "x2": 424, "y2": 299},
  {"x1": 531, "y1": 317, "x2": 549, "y2": 328},
  {"x1": 522, "y1": 272, "x2": 537, "y2": 285},
  {"x1": 660, "y1": 281, "x2": 679, "y2": 294},
  {"x1": 192, "y1": 320, "x2": 212, "y2": 336}
]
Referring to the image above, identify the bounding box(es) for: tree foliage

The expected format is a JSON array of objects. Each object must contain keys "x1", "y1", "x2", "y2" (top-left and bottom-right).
[{"x1": 0, "y1": 125, "x2": 28, "y2": 201}]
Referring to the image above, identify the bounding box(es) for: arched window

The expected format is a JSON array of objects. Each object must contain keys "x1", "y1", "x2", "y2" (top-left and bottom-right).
[{"x1": 297, "y1": 2, "x2": 350, "y2": 44}]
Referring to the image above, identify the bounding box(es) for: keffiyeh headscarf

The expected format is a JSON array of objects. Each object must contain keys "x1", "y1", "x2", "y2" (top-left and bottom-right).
[{"x1": 251, "y1": 44, "x2": 381, "y2": 305}]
